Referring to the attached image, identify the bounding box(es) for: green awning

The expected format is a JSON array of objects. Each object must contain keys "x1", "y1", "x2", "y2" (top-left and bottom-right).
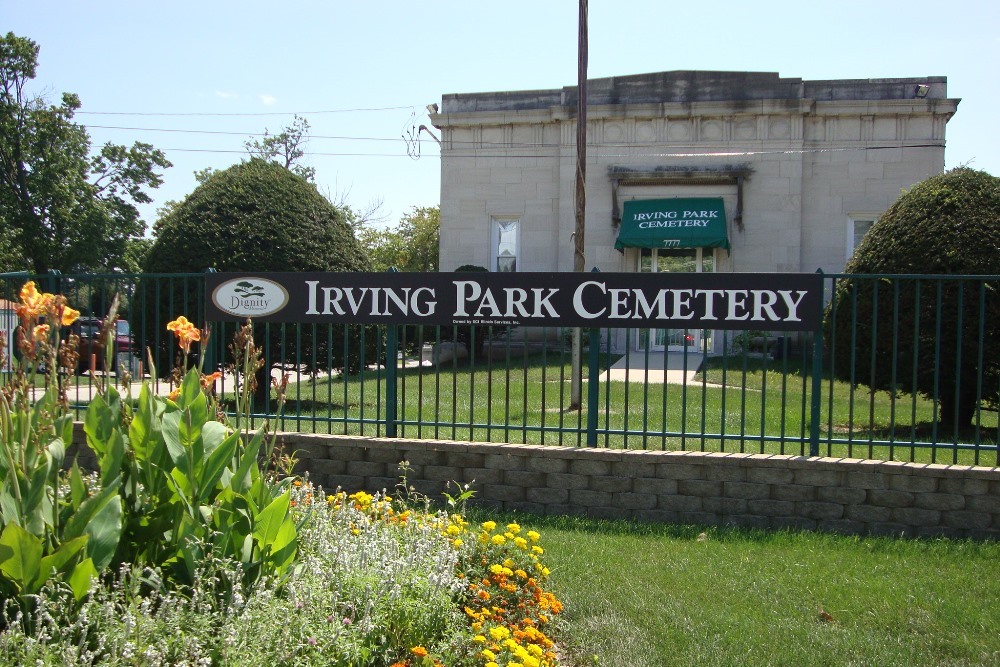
[{"x1": 615, "y1": 197, "x2": 730, "y2": 253}]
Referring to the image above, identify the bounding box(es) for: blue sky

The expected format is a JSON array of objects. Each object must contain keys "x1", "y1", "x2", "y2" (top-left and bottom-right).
[{"x1": 5, "y1": 0, "x2": 998, "y2": 231}]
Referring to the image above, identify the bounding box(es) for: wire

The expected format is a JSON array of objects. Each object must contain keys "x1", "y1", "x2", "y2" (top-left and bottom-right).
[{"x1": 75, "y1": 106, "x2": 416, "y2": 117}]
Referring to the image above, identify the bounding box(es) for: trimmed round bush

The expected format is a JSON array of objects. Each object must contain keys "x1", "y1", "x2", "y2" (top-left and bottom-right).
[{"x1": 826, "y1": 167, "x2": 1000, "y2": 427}]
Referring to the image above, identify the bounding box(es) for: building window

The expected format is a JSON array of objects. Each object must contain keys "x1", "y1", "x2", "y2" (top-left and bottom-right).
[
  {"x1": 492, "y1": 218, "x2": 519, "y2": 272},
  {"x1": 847, "y1": 218, "x2": 875, "y2": 260}
]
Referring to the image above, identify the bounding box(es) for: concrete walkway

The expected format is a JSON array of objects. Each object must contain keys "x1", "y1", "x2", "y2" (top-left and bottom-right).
[{"x1": 598, "y1": 351, "x2": 706, "y2": 385}]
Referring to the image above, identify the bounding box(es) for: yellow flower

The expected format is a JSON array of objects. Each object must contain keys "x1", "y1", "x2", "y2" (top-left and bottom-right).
[
  {"x1": 481, "y1": 521, "x2": 497, "y2": 532},
  {"x1": 489, "y1": 626, "x2": 510, "y2": 641},
  {"x1": 32, "y1": 324, "x2": 50, "y2": 342},
  {"x1": 527, "y1": 530, "x2": 540, "y2": 542},
  {"x1": 410, "y1": 646, "x2": 429, "y2": 657},
  {"x1": 473, "y1": 635, "x2": 487, "y2": 644},
  {"x1": 60, "y1": 305, "x2": 80, "y2": 326},
  {"x1": 17, "y1": 282, "x2": 53, "y2": 318},
  {"x1": 506, "y1": 523, "x2": 521, "y2": 534},
  {"x1": 531, "y1": 546, "x2": 544, "y2": 555},
  {"x1": 166, "y1": 315, "x2": 201, "y2": 353},
  {"x1": 481, "y1": 649, "x2": 496, "y2": 660},
  {"x1": 491, "y1": 534, "x2": 506, "y2": 546}
]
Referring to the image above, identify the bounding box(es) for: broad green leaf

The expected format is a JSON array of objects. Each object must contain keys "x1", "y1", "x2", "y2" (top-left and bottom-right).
[
  {"x1": 81, "y1": 492, "x2": 123, "y2": 572},
  {"x1": 83, "y1": 393, "x2": 113, "y2": 457},
  {"x1": 69, "y1": 460, "x2": 87, "y2": 509},
  {"x1": 99, "y1": 429, "x2": 126, "y2": 488},
  {"x1": 253, "y1": 491, "x2": 291, "y2": 547},
  {"x1": 161, "y1": 411, "x2": 191, "y2": 478},
  {"x1": 231, "y1": 429, "x2": 264, "y2": 493},
  {"x1": 67, "y1": 557, "x2": 98, "y2": 601},
  {"x1": 0, "y1": 523, "x2": 42, "y2": 590},
  {"x1": 63, "y1": 477, "x2": 120, "y2": 543},
  {"x1": 33, "y1": 535, "x2": 88, "y2": 592},
  {"x1": 199, "y1": 428, "x2": 239, "y2": 502}
]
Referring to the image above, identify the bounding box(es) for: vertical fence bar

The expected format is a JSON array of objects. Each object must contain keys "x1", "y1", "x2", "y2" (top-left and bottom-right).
[
  {"x1": 586, "y1": 326, "x2": 600, "y2": 446},
  {"x1": 809, "y1": 269, "x2": 825, "y2": 457},
  {"x1": 385, "y1": 323, "x2": 398, "y2": 438}
]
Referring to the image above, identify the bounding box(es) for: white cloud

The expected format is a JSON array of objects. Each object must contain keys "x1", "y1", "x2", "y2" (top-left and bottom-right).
[
  {"x1": 215, "y1": 90, "x2": 239, "y2": 100},
  {"x1": 259, "y1": 94, "x2": 277, "y2": 106}
]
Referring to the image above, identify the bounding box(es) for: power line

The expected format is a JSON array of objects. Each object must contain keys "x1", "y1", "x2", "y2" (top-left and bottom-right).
[{"x1": 75, "y1": 105, "x2": 416, "y2": 117}]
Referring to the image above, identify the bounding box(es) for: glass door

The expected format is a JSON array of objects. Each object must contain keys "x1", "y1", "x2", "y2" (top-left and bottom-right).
[{"x1": 638, "y1": 248, "x2": 715, "y2": 352}]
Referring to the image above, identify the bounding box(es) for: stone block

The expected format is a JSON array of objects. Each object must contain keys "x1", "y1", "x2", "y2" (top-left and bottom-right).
[
  {"x1": 817, "y1": 487, "x2": 867, "y2": 504},
  {"x1": 503, "y1": 470, "x2": 547, "y2": 488},
  {"x1": 462, "y1": 467, "x2": 505, "y2": 485},
  {"x1": 866, "y1": 489, "x2": 914, "y2": 508},
  {"x1": 400, "y1": 449, "x2": 447, "y2": 466},
  {"x1": 527, "y1": 487, "x2": 569, "y2": 505},
  {"x1": 914, "y1": 493, "x2": 965, "y2": 511},
  {"x1": 612, "y1": 460, "x2": 659, "y2": 478},
  {"x1": 585, "y1": 506, "x2": 633, "y2": 521},
  {"x1": 938, "y1": 477, "x2": 990, "y2": 495},
  {"x1": 633, "y1": 509, "x2": 680, "y2": 524},
  {"x1": 547, "y1": 473, "x2": 591, "y2": 490},
  {"x1": 844, "y1": 471, "x2": 886, "y2": 489},
  {"x1": 657, "y1": 462, "x2": 706, "y2": 480},
  {"x1": 300, "y1": 458, "x2": 346, "y2": 477},
  {"x1": 891, "y1": 507, "x2": 941, "y2": 527},
  {"x1": 481, "y1": 484, "x2": 526, "y2": 503},
  {"x1": 613, "y1": 493, "x2": 658, "y2": 511},
  {"x1": 678, "y1": 479, "x2": 724, "y2": 497},
  {"x1": 590, "y1": 476, "x2": 633, "y2": 493},
  {"x1": 423, "y1": 465, "x2": 465, "y2": 482},
  {"x1": 772, "y1": 484, "x2": 816, "y2": 502},
  {"x1": 633, "y1": 478, "x2": 679, "y2": 496},
  {"x1": 707, "y1": 465, "x2": 747, "y2": 482},
  {"x1": 793, "y1": 469, "x2": 842, "y2": 486},
  {"x1": 797, "y1": 502, "x2": 844, "y2": 520},
  {"x1": 569, "y1": 459, "x2": 612, "y2": 476},
  {"x1": 868, "y1": 522, "x2": 910, "y2": 537},
  {"x1": 325, "y1": 474, "x2": 365, "y2": 491},
  {"x1": 569, "y1": 489, "x2": 613, "y2": 507},
  {"x1": 966, "y1": 495, "x2": 1000, "y2": 514},
  {"x1": 942, "y1": 511, "x2": 992, "y2": 530},
  {"x1": 704, "y1": 497, "x2": 748, "y2": 515},
  {"x1": 724, "y1": 482, "x2": 771, "y2": 500},
  {"x1": 525, "y1": 457, "x2": 569, "y2": 474},
  {"x1": 484, "y1": 453, "x2": 526, "y2": 471},
  {"x1": 367, "y1": 447, "x2": 407, "y2": 464},
  {"x1": 676, "y1": 511, "x2": 721, "y2": 527},
  {"x1": 889, "y1": 475, "x2": 938, "y2": 493},
  {"x1": 747, "y1": 499, "x2": 796, "y2": 517},
  {"x1": 406, "y1": 479, "x2": 446, "y2": 497},
  {"x1": 746, "y1": 467, "x2": 794, "y2": 485},
  {"x1": 444, "y1": 451, "x2": 487, "y2": 468},
  {"x1": 346, "y1": 460, "x2": 389, "y2": 478},
  {"x1": 844, "y1": 505, "x2": 892, "y2": 523},
  {"x1": 327, "y1": 445, "x2": 368, "y2": 462},
  {"x1": 658, "y1": 494, "x2": 703, "y2": 512}
]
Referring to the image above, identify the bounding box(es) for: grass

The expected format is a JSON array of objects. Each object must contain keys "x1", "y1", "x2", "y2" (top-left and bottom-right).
[
  {"x1": 497, "y1": 511, "x2": 1000, "y2": 667},
  {"x1": 268, "y1": 351, "x2": 997, "y2": 466}
]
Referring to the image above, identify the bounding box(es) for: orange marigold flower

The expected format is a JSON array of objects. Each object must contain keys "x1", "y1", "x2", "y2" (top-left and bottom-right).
[
  {"x1": 167, "y1": 387, "x2": 181, "y2": 401},
  {"x1": 410, "y1": 646, "x2": 428, "y2": 657}
]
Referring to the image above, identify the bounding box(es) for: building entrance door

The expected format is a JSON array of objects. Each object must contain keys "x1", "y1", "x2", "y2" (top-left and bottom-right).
[{"x1": 637, "y1": 248, "x2": 715, "y2": 352}]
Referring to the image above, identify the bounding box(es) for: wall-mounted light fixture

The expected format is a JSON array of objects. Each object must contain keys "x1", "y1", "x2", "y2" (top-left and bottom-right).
[{"x1": 915, "y1": 84, "x2": 930, "y2": 98}]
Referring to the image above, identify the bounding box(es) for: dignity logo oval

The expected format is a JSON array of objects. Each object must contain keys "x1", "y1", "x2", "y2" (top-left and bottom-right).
[{"x1": 212, "y1": 277, "x2": 289, "y2": 318}]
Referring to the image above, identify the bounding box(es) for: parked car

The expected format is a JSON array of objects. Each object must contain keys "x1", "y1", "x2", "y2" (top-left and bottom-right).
[{"x1": 74, "y1": 317, "x2": 134, "y2": 374}]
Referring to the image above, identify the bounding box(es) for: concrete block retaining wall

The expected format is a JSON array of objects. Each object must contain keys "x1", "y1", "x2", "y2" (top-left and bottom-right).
[
  {"x1": 69, "y1": 430, "x2": 1000, "y2": 539},
  {"x1": 282, "y1": 434, "x2": 1000, "y2": 540}
]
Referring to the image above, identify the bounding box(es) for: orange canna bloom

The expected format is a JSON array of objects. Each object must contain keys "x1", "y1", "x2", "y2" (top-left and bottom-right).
[
  {"x1": 166, "y1": 315, "x2": 201, "y2": 353},
  {"x1": 60, "y1": 305, "x2": 81, "y2": 327},
  {"x1": 32, "y1": 324, "x2": 50, "y2": 342},
  {"x1": 16, "y1": 281, "x2": 54, "y2": 319}
]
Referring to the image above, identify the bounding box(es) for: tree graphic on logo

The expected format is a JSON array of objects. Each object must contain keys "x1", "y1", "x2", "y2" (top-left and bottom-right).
[{"x1": 234, "y1": 281, "x2": 265, "y2": 298}]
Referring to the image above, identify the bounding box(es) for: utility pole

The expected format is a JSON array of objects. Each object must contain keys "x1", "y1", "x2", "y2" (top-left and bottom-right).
[{"x1": 570, "y1": 0, "x2": 588, "y2": 408}]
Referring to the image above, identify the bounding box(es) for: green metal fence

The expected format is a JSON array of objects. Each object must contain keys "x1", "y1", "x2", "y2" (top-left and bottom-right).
[{"x1": 2, "y1": 271, "x2": 997, "y2": 465}]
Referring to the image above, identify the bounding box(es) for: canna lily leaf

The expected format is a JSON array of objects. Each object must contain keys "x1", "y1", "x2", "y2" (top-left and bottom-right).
[
  {"x1": 67, "y1": 557, "x2": 98, "y2": 601},
  {"x1": 0, "y1": 523, "x2": 42, "y2": 592},
  {"x1": 253, "y1": 490, "x2": 291, "y2": 548}
]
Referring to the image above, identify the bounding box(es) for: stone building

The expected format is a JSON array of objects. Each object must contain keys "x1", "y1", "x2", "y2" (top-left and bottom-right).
[{"x1": 429, "y1": 70, "x2": 959, "y2": 353}]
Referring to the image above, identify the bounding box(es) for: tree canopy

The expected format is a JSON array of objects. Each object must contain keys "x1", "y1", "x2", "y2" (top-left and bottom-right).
[
  {"x1": 0, "y1": 32, "x2": 170, "y2": 274},
  {"x1": 826, "y1": 167, "x2": 1000, "y2": 428},
  {"x1": 145, "y1": 158, "x2": 366, "y2": 274},
  {"x1": 357, "y1": 206, "x2": 440, "y2": 272}
]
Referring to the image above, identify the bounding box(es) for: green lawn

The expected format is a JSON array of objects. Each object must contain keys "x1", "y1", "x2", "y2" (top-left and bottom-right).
[
  {"x1": 272, "y1": 352, "x2": 997, "y2": 466},
  {"x1": 507, "y1": 512, "x2": 1000, "y2": 667}
]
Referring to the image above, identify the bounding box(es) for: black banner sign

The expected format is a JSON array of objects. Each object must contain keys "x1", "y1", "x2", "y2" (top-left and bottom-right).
[{"x1": 205, "y1": 272, "x2": 824, "y2": 331}]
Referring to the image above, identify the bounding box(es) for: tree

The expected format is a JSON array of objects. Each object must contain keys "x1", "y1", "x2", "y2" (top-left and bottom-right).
[
  {"x1": 144, "y1": 159, "x2": 372, "y2": 403},
  {"x1": 357, "y1": 206, "x2": 440, "y2": 272},
  {"x1": 825, "y1": 167, "x2": 1000, "y2": 429},
  {"x1": 244, "y1": 115, "x2": 315, "y2": 182},
  {"x1": 0, "y1": 32, "x2": 170, "y2": 274}
]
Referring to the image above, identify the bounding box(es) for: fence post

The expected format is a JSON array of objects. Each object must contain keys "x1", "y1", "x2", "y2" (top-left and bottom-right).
[
  {"x1": 586, "y1": 267, "x2": 601, "y2": 446},
  {"x1": 203, "y1": 269, "x2": 217, "y2": 372},
  {"x1": 809, "y1": 269, "x2": 825, "y2": 457},
  {"x1": 385, "y1": 268, "x2": 399, "y2": 438}
]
